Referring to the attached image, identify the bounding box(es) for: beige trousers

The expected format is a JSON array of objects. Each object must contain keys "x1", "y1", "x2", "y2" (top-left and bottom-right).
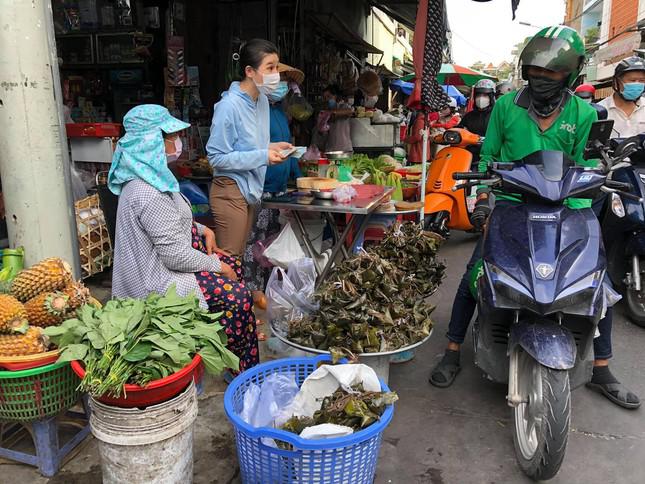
[{"x1": 210, "y1": 177, "x2": 256, "y2": 256}]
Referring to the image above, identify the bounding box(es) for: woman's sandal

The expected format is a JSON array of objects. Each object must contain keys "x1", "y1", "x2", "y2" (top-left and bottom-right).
[
  {"x1": 586, "y1": 382, "x2": 642, "y2": 410},
  {"x1": 257, "y1": 331, "x2": 267, "y2": 342},
  {"x1": 429, "y1": 351, "x2": 461, "y2": 388}
]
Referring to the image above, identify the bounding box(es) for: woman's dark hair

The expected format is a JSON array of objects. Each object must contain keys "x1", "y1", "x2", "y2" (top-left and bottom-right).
[
  {"x1": 238, "y1": 39, "x2": 279, "y2": 77},
  {"x1": 323, "y1": 84, "x2": 341, "y2": 97}
]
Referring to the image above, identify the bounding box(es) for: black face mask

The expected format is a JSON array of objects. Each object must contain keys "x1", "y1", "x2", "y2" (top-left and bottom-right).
[{"x1": 528, "y1": 75, "x2": 567, "y2": 117}]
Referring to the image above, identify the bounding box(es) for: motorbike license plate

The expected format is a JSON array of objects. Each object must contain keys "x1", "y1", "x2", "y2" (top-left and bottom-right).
[{"x1": 467, "y1": 195, "x2": 477, "y2": 213}]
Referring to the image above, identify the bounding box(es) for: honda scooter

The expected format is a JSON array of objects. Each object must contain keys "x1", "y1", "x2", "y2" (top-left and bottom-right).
[
  {"x1": 599, "y1": 134, "x2": 645, "y2": 326},
  {"x1": 452, "y1": 135, "x2": 632, "y2": 480},
  {"x1": 423, "y1": 128, "x2": 481, "y2": 236}
]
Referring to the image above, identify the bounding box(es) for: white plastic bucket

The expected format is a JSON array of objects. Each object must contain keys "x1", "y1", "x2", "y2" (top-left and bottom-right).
[{"x1": 89, "y1": 382, "x2": 198, "y2": 484}]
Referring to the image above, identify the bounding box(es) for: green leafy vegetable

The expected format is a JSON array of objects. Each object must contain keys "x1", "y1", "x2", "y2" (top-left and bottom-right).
[{"x1": 44, "y1": 285, "x2": 239, "y2": 398}]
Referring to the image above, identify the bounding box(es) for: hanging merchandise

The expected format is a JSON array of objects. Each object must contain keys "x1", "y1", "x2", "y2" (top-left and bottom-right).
[
  {"x1": 421, "y1": 1, "x2": 451, "y2": 110},
  {"x1": 340, "y1": 57, "x2": 358, "y2": 95},
  {"x1": 167, "y1": 36, "x2": 186, "y2": 86},
  {"x1": 408, "y1": 0, "x2": 451, "y2": 111}
]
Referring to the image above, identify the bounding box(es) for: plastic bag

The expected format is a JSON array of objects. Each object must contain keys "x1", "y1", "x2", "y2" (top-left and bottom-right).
[
  {"x1": 266, "y1": 258, "x2": 318, "y2": 325},
  {"x1": 275, "y1": 364, "x2": 380, "y2": 428},
  {"x1": 332, "y1": 184, "x2": 357, "y2": 203},
  {"x1": 263, "y1": 223, "x2": 306, "y2": 269},
  {"x1": 286, "y1": 258, "x2": 318, "y2": 315},
  {"x1": 241, "y1": 373, "x2": 300, "y2": 428},
  {"x1": 285, "y1": 93, "x2": 313, "y2": 122},
  {"x1": 252, "y1": 234, "x2": 278, "y2": 268},
  {"x1": 303, "y1": 145, "x2": 321, "y2": 161},
  {"x1": 69, "y1": 164, "x2": 88, "y2": 201}
]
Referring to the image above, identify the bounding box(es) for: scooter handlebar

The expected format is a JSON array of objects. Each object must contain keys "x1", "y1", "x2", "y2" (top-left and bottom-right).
[
  {"x1": 605, "y1": 180, "x2": 632, "y2": 191},
  {"x1": 453, "y1": 172, "x2": 488, "y2": 180}
]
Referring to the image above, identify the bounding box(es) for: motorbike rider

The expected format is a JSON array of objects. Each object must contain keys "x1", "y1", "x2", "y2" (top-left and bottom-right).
[
  {"x1": 575, "y1": 83, "x2": 609, "y2": 120},
  {"x1": 598, "y1": 56, "x2": 645, "y2": 137},
  {"x1": 495, "y1": 81, "x2": 514, "y2": 99},
  {"x1": 429, "y1": 25, "x2": 640, "y2": 409},
  {"x1": 431, "y1": 98, "x2": 461, "y2": 130},
  {"x1": 459, "y1": 79, "x2": 496, "y2": 136}
]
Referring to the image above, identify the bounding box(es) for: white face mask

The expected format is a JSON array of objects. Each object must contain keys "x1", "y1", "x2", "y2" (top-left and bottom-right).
[
  {"x1": 254, "y1": 72, "x2": 281, "y2": 96},
  {"x1": 166, "y1": 137, "x2": 182, "y2": 163},
  {"x1": 475, "y1": 95, "x2": 490, "y2": 110},
  {"x1": 364, "y1": 95, "x2": 379, "y2": 108}
]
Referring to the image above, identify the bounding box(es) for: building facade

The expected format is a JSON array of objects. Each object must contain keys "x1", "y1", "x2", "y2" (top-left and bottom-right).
[{"x1": 566, "y1": 0, "x2": 645, "y2": 91}]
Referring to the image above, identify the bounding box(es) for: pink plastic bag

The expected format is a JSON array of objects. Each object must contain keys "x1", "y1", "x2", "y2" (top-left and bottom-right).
[{"x1": 332, "y1": 184, "x2": 357, "y2": 203}]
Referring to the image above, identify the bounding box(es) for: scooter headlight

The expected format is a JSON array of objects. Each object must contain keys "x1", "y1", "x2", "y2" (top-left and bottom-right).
[
  {"x1": 555, "y1": 270, "x2": 604, "y2": 302},
  {"x1": 610, "y1": 192, "x2": 625, "y2": 218},
  {"x1": 489, "y1": 264, "x2": 533, "y2": 304}
]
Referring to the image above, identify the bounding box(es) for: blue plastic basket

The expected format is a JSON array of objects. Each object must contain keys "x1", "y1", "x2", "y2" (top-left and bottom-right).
[{"x1": 224, "y1": 355, "x2": 394, "y2": 484}]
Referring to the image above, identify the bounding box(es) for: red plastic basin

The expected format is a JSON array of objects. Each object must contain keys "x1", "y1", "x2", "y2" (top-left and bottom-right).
[{"x1": 71, "y1": 354, "x2": 203, "y2": 408}]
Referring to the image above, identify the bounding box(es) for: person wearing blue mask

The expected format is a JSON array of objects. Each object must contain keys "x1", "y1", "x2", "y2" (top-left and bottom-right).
[
  {"x1": 243, "y1": 64, "x2": 304, "y2": 299},
  {"x1": 321, "y1": 84, "x2": 354, "y2": 152},
  {"x1": 599, "y1": 56, "x2": 645, "y2": 137}
]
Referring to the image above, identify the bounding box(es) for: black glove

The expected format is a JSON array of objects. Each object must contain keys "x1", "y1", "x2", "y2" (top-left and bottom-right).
[{"x1": 470, "y1": 198, "x2": 491, "y2": 231}]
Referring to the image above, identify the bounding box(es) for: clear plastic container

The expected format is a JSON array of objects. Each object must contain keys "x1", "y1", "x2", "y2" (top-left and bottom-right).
[{"x1": 318, "y1": 158, "x2": 330, "y2": 177}]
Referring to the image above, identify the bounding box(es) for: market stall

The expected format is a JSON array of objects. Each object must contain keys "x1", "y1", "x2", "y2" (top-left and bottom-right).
[{"x1": 263, "y1": 185, "x2": 394, "y2": 286}]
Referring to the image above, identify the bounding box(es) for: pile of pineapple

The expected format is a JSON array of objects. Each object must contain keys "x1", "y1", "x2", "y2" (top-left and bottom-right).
[{"x1": 0, "y1": 258, "x2": 90, "y2": 358}]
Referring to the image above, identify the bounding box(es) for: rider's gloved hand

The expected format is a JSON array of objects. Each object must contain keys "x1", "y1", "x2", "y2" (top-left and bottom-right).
[{"x1": 471, "y1": 194, "x2": 491, "y2": 231}]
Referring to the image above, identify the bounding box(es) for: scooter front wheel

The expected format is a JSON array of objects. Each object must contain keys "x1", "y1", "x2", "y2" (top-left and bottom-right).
[
  {"x1": 625, "y1": 288, "x2": 645, "y2": 327},
  {"x1": 512, "y1": 348, "x2": 571, "y2": 481}
]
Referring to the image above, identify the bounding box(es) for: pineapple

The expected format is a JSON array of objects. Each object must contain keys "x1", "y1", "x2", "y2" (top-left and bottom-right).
[
  {"x1": 0, "y1": 326, "x2": 49, "y2": 356},
  {"x1": 0, "y1": 294, "x2": 29, "y2": 334},
  {"x1": 11, "y1": 258, "x2": 73, "y2": 302},
  {"x1": 24, "y1": 292, "x2": 70, "y2": 328},
  {"x1": 61, "y1": 281, "x2": 91, "y2": 311}
]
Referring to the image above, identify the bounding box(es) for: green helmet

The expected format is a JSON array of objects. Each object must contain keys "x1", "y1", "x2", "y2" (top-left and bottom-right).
[{"x1": 519, "y1": 25, "x2": 586, "y2": 87}]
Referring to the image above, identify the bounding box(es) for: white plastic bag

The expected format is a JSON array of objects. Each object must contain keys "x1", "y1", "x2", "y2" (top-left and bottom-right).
[
  {"x1": 240, "y1": 373, "x2": 300, "y2": 429},
  {"x1": 300, "y1": 424, "x2": 354, "y2": 440},
  {"x1": 282, "y1": 364, "x2": 381, "y2": 419},
  {"x1": 263, "y1": 222, "x2": 306, "y2": 269},
  {"x1": 266, "y1": 258, "x2": 319, "y2": 326}
]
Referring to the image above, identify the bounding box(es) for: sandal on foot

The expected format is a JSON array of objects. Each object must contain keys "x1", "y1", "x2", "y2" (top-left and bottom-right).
[
  {"x1": 257, "y1": 331, "x2": 267, "y2": 342},
  {"x1": 586, "y1": 382, "x2": 641, "y2": 410},
  {"x1": 429, "y1": 352, "x2": 461, "y2": 388}
]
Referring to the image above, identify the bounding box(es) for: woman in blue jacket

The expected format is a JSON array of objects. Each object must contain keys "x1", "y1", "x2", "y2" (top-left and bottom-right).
[
  {"x1": 206, "y1": 39, "x2": 291, "y2": 257},
  {"x1": 243, "y1": 65, "x2": 304, "y2": 293}
]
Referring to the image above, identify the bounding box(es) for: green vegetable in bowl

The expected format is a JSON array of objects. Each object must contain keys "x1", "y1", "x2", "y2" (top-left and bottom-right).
[{"x1": 44, "y1": 286, "x2": 239, "y2": 398}]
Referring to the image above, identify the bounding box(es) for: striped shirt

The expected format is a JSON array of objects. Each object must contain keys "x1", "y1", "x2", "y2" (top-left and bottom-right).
[{"x1": 112, "y1": 179, "x2": 221, "y2": 308}]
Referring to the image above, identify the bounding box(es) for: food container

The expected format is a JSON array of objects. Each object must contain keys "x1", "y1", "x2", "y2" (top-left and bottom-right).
[
  {"x1": 318, "y1": 158, "x2": 330, "y2": 177},
  {"x1": 313, "y1": 189, "x2": 334, "y2": 200},
  {"x1": 402, "y1": 181, "x2": 420, "y2": 201},
  {"x1": 296, "y1": 177, "x2": 339, "y2": 190}
]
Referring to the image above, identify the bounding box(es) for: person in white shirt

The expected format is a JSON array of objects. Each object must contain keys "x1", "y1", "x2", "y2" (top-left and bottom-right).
[{"x1": 599, "y1": 56, "x2": 645, "y2": 138}]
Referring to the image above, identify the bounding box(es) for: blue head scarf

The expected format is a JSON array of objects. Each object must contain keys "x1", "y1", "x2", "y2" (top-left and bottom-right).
[{"x1": 108, "y1": 105, "x2": 190, "y2": 195}]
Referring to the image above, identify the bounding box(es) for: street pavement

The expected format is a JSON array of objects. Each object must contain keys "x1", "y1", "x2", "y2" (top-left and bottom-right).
[
  {"x1": 4, "y1": 232, "x2": 644, "y2": 484},
  {"x1": 376, "y1": 231, "x2": 645, "y2": 484}
]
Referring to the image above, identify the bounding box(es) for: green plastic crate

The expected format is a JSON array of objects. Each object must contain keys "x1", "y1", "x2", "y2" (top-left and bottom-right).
[{"x1": 0, "y1": 361, "x2": 81, "y2": 422}]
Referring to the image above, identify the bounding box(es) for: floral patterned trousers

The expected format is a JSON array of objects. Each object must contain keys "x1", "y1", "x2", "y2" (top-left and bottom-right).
[{"x1": 192, "y1": 225, "x2": 259, "y2": 371}]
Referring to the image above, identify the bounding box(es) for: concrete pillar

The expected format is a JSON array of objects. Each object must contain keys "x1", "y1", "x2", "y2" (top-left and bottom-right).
[{"x1": 0, "y1": 0, "x2": 80, "y2": 273}]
